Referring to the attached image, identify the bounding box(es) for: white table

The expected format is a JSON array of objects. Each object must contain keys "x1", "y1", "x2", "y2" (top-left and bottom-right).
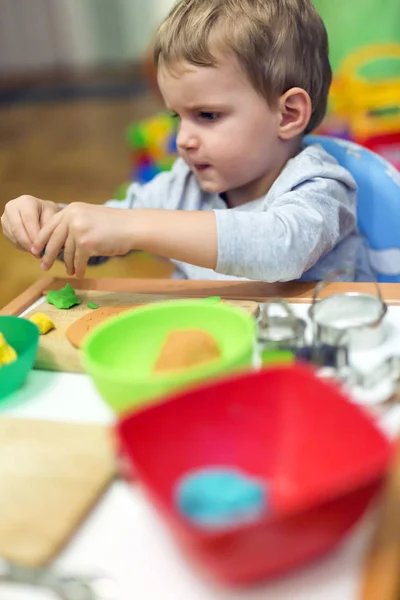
[
  {"x1": 1, "y1": 367, "x2": 399, "y2": 599},
  {"x1": 2, "y1": 281, "x2": 400, "y2": 600}
]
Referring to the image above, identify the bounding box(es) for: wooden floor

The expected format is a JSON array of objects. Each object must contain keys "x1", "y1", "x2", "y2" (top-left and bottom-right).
[{"x1": 0, "y1": 90, "x2": 173, "y2": 309}]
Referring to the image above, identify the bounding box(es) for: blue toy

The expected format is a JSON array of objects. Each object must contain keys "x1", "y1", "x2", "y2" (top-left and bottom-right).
[{"x1": 175, "y1": 468, "x2": 269, "y2": 529}]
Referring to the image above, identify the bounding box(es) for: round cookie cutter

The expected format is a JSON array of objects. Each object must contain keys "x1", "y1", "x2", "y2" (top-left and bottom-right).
[
  {"x1": 257, "y1": 299, "x2": 307, "y2": 352},
  {"x1": 308, "y1": 271, "x2": 387, "y2": 351}
]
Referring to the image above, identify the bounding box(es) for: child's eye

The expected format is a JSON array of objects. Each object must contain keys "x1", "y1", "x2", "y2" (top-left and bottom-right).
[{"x1": 199, "y1": 112, "x2": 220, "y2": 122}]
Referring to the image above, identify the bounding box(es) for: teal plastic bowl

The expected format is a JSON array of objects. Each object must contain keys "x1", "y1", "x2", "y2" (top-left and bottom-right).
[
  {"x1": 0, "y1": 316, "x2": 40, "y2": 400},
  {"x1": 82, "y1": 300, "x2": 256, "y2": 415}
]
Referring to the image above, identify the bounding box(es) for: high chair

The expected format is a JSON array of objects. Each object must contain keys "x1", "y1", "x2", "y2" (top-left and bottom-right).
[{"x1": 305, "y1": 135, "x2": 400, "y2": 282}]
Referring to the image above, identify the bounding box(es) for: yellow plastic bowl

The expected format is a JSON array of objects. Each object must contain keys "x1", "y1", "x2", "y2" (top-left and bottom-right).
[{"x1": 82, "y1": 300, "x2": 256, "y2": 415}]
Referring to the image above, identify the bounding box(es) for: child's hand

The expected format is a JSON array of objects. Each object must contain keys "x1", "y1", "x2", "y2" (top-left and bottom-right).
[
  {"x1": 1, "y1": 196, "x2": 61, "y2": 252},
  {"x1": 32, "y1": 203, "x2": 134, "y2": 278}
]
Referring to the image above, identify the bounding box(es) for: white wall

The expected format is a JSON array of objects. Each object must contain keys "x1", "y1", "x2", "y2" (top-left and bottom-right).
[
  {"x1": 47, "y1": 0, "x2": 96, "y2": 67},
  {"x1": 118, "y1": 0, "x2": 176, "y2": 63},
  {"x1": 0, "y1": 0, "x2": 177, "y2": 73},
  {"x1": 0, "y1": 0, "x2": 57, "y2": 72}
]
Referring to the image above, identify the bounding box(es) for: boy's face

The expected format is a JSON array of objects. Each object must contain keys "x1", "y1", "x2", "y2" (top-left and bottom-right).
[{"x1": 158, "y1": 53, "x2": 286, "y2": 205}]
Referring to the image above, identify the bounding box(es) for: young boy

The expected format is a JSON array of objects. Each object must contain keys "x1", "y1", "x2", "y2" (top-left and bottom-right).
[{"x1": 1, "y1": 0, "x2": 371, "y2": 282}]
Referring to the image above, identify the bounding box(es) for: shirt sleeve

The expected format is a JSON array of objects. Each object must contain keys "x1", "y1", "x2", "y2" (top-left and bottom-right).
[{"x1": 214, "y1": 177, "x2": 357, "y2": 282}]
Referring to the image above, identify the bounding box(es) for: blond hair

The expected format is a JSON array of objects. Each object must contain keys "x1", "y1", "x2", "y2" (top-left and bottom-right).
[{"x1": 154, "y1": 0, "x2": 332, "y2": 133}]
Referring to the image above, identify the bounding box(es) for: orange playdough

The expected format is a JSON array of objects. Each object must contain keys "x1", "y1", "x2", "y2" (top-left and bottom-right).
[{"x1": 154, "y1": 329, "x2": 221, "y2": 373}]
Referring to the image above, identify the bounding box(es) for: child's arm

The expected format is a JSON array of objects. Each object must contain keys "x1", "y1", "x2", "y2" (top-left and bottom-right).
[
  {"x1": 33, "y1": 161, "x2": 357, "y2": 281},
  {"x1": 132, "y1": 209, "x2": 218, "y2": 269},
  {"x1": 212, "y1": 179, "x2": 357, "y2": 282},
  {"x1": 124, "y1": 177, "x2": 356, "y2": 282},
  {"x1": 33, "y1": 177, "x2": 354, "y2": 281},
  {"x1": 32, "y1": 203, "x2": 217, "y2": 278},
  {"x1": 125, "y1": 178, "x2": 356, "y2": 282}
]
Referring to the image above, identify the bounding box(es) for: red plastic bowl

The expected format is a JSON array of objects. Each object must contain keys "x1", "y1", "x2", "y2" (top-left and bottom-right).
[{"x1": 116, "y1": 364, "x2": 392, "y2": 586}]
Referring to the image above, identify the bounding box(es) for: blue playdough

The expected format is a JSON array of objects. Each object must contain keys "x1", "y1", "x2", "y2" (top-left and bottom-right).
[{"x1": 175, "y1": 468, "x2": 268, "y2": 529}]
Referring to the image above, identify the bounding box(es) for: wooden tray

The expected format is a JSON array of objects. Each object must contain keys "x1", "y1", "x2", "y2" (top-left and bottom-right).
[
  {"x1": 5, "y1": 276, "x2": 400, "y2": 374},
  {"x1": 3, "y1": 276, "x2": 400, "y2": 317},
  {"x1": 21, "y1": 290, "x2": 259, "y2": 373}
]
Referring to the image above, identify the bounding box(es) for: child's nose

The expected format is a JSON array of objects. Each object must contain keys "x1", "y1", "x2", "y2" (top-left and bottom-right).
[{"x1": 177, "y1": 123, "x2": 199, "y2": 151}]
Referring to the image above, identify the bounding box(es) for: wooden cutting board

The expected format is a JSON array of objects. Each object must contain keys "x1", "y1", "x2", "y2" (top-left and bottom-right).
[
  {"x1": 23, "y1": 290, "x2": 259, "y2": 373},
  {"x1": 0, "y1": 417, "x2": 116, "y2": 567}
]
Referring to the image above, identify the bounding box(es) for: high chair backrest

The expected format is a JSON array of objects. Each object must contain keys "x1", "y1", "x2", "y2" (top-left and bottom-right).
[{"x1": 304, "y1": 135, "x2": 400, "y2": 282}]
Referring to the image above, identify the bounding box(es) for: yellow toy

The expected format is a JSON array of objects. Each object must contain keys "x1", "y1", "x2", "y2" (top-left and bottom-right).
[
  {"x1": 28, "y1": 313, "x2": 55, "y2": 335},
  {"x1": 322, "y1": 43, "x2": 400, "y2": 169},
  {"x1": 330, "y1": 43, "x2": 400, "y2": 139},
  {"x1": 0, "y1": 332, "x2": 17, "y2": 366}
]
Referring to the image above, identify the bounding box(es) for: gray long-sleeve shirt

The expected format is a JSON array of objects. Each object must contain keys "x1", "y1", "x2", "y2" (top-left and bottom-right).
[{"x1": 106, "y1": 143, "x2": 372, "y2": 282}]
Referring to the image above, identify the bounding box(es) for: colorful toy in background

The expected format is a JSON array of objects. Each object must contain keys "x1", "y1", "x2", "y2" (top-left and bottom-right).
[
  {"x1": 318, "y1": 44, "x2": 400, "y2": 171},
  {"x1": 126, "y1": 112, "x2": 178, "y2": 184}
]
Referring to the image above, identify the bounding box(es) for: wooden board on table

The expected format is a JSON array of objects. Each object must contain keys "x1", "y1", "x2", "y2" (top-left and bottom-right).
[
  {"x1": 22, "y1": 290, "x2": 260, "y2": 373},
  {"x1": 0, "y1": 417, "x2": 116, "y2": 567}
]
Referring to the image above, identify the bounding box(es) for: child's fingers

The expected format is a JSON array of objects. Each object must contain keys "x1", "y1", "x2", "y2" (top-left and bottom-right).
[
  {"x1": 74, "y1": 247, "x2": 89, "y2": 279},
  {"x1": 5, "y1": 210, "x2": 32, "y2": 251},
  {"x1": 40, "y1": 223, "x2": 68, "y2": 271},
  {"x1": 20, "y1": 204, "x2": 41, "y2": 247},
  {"x1": 31, "y1": 212, "x2": 62, "y2": 257},
  {"x1": 63, "y1": 234, "x2": 76, "y2": 277}
]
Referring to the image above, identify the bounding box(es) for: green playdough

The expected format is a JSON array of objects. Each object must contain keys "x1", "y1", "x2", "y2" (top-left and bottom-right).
[
  {"x1": 203, "y1": 296, "x2": 222, "y2": 304},
  {"x1": 87, "y1": 302, "x2": 99, "y2": 310},
  {"x1": 46, "y1": 283, "x2": 81, "y2": 310}
]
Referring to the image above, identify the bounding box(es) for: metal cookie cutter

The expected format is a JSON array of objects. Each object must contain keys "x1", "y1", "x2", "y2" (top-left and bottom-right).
[
  {"x1": 294, "y1": 343, "x2": 349, "y2": 370},
  {"x1": 354, "y1": 355, "x2": 400, "y2": 390},
  {"x1": 257, "y1": 299, "x2": 307, "y2": 352},
  {"x1": 308, "y1": 270, "x2": 387, "y2": 351},
  {"x1": 0, "y1": 559, "x2": 118, "y2": 600}
]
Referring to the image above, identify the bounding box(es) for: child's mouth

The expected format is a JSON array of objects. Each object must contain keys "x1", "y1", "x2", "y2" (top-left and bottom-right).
[{"x1": 193, "y1": 163, "x2": 211, "y2": 172}]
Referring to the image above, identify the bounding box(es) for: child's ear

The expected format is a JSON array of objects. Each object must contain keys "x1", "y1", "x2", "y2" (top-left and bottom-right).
[{"x1": 277, "y1": 88, "x2": 312, "y2": 139}]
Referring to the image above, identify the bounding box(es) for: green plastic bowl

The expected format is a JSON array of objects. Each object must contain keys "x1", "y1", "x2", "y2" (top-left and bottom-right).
[
  {"x1": 82, "y1": 300, "x2": 256, "y2": 415},
  {"x1": 0, "y1": 316, "x2": 40, "y2": 400}
]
